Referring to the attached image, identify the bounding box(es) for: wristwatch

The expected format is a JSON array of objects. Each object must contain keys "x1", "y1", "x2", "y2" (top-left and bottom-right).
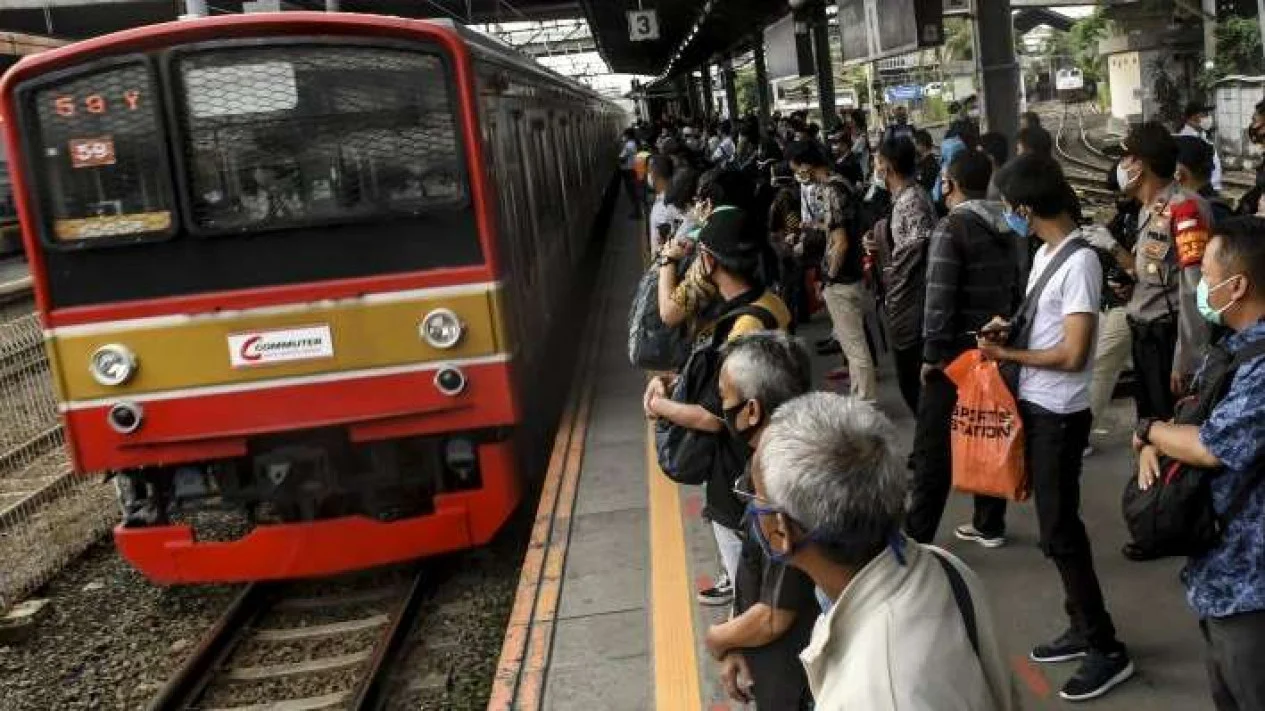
[{"x1": 1134, "y1": 418, "x2": 1157, "y2": 446}]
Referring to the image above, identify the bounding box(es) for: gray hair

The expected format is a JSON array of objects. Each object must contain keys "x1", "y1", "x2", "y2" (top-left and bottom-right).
[
  {"x1": 720, "y1": 332, "x2": 812, "y2": 412},
  {"x1": 757, "y1": 392, "x2": 906, "y2": 568}
]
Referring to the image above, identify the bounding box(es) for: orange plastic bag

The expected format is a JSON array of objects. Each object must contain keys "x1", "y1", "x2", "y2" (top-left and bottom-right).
[{"x1": 944, "y1": 350, "x2": 1029, "y2": 501}]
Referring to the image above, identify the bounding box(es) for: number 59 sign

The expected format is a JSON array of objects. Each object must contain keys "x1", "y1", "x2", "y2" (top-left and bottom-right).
[
  {"x1": 627, "y1": 10, "x2": 659, "y2": 42},
  {"x1": 69, "y1": 136, "x2": 117, "y2": 169}
]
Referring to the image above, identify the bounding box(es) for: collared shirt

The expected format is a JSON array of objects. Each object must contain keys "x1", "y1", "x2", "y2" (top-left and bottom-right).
[
  {"x1": 882, "y1": 182, "x2": 937, "y2": 349},
  {"x1": 1126, "y1": 181, "x2": 1213, "y2": 375},
  {"x1": 799, "y1": 539, "x2": 1017, "y2": 711},
  {"x1": 1186, "y1": 320, "x2": 1265, "y2": 619}
]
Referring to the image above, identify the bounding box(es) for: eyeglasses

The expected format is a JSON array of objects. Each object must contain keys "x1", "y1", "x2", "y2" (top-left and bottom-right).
[{"x1": 732, "y1": 480, "x2": 774, "y2": 508}]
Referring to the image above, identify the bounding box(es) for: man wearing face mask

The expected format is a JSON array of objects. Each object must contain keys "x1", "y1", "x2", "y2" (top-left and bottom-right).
[
  {"x1": 1178, "y1": 101, "x2": 1222, "y2": 192},
  {"x1": 646, "y1": 208, "x2": 792, "y2": 607},
  {"x1": 750, "y1": 393, "x2": 1017, "y2": 710},
  {"x1": 907, "y1": 150, "x2": 1022, "y2": 548},
  {"x1": 1116, "y1": 122, "x2": 1213, "y2": 421},
  {"x1": 788, "y1": 141, "x2": 876, "y2": 399},
  {"x1": 1132, "y1": 217, "x2": 1265, "y2": 710},
  {"x1": 704, "y1": 333, "x2": 816, "y2": 709},
  {"x1": 869, "y1": 136, "x2": 937, "y2": 414},
  {"x1": 882, "y1": 104, "x2": 915, "y2": 144}
]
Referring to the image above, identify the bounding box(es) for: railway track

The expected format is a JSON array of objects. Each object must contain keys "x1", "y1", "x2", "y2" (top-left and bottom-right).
[{"x1": 147, "y1": 567, "x2": 433, "y2": 711}]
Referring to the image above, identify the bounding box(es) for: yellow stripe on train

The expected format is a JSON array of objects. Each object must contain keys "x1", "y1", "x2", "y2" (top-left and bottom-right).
[{"x1": 50, "y1": 284, "x2": 508, "y2": 402}]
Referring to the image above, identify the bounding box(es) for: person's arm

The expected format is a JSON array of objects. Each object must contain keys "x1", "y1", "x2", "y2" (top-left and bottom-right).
[
  {"x1": 656, "y1": 259, "x2": 688, "y2": 327},
  {"x1": 922, "y1": 219, "x2": 961, "y2": 367},
  {"x1": 1146, "y1": 423, "x2": 1221, "y2": 468},
  {"x1": 825, "y1": 225, "x2": 848, "y2": 278},
  {"x1": 979, "y1": 312, "x2": 1096, "y2": 371},
  {"x1": 1174, "y1": 261, "x2": 1210, "y2": 382},
  {"x1": 705, "y1": 603, "x2": 797, "y2": 660},
  {"x1": 648, "y1": 396, "x2": 723, "y2": 432}
]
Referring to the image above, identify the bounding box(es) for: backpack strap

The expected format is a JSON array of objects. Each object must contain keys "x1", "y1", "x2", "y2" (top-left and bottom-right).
[
  {"x1": 710, "y1": 304, "x2": 778, "y2": 346},
  {"x1": 929, "y1": 548, "x2": 981, "y2": 660},
  {"x1": 1010, "y1": 237, "x2": 1089, "y2": 341}
]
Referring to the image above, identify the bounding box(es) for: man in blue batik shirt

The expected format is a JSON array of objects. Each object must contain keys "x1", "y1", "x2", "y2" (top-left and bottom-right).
[{"x1": 1133, "y1": 217, "x2": 1265, "y2": 711}]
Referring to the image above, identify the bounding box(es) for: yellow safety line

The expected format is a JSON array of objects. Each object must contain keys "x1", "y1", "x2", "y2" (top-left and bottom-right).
[{"x1": 647, "y1": 424, "x2": 703, "y2": 710}]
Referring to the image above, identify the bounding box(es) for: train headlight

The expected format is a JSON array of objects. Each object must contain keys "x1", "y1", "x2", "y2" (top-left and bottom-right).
[
  {"x1": 434, "y1": 366, "x2": 466, "y2": 396},
  {"x1": 107, "y1": 401, "x2": 143, "y2": 435},
  {"x1": 420, "y1": 309, "x2": 464, "y2": 350},
  {"x1": 89, "y1": 344, "x2": 137, "y2": 387}
]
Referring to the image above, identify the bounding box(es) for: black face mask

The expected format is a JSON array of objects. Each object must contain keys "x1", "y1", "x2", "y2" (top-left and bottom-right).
[{"x1": 722, "y1": 402, "x2": 759, "y2": 449}]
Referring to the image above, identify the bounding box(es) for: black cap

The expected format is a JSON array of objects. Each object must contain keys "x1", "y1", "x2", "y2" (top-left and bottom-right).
[
  {"x1": 1183, "y1": 100, "x2": 1212, "y2": 120},
  {"x1": 1175, "y1": 135, "x2": 1214, "y2": 177},
  {"x1": 698, "y1": 207, "x2": 756, "y2": 259}
]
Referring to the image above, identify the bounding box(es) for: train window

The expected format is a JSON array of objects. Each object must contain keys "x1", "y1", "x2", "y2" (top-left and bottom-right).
[
  {"x1": 174, "y1": 45, "x2": 464, "y2": 234},
  {"x1": 25, "y1": 59, "x2": 175, "y2": 244}
]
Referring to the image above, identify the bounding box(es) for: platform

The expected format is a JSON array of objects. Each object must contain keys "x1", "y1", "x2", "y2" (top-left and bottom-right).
[{"x1": 491, "y1": 196, "x2": 1217, "y2": 711}]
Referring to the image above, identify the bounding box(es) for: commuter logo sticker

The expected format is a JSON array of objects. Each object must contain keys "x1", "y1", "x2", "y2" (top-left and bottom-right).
[{"x1": 228, "y1": 325, "x2": 333, "y2": 368}]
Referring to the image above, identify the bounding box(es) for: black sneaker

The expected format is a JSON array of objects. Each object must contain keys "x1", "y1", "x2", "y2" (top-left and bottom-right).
[
  {"x1": 1059, "y1": 650, "x2": 1135, "y2": 701},
  {"x1": 696, "y1": 574, "x2": 733, "y2": 606},
  {"x1": 1030, "y1": 628, "x2": 1089, "y2": 663}
]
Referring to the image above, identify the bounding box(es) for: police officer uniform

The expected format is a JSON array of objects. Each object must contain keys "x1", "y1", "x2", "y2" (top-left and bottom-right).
[{"x1": 1125, "y1": 182, "x2": 1212, "y2": 419}]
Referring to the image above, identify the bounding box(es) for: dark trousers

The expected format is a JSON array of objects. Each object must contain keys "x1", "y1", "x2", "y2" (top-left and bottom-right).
[
  {"x1": 892, "y1": 343, "x2": 923, "y2": 416},
  {"x1": 1128, "y1": 316, "x2": 1177, "y2": 420},
  {"x1": 905, "y1": 370, "x2": 1008, "y2": 543},
  {"x1": 1022, "y1": 401, "x2": 1122, "y2": 653},
  {"x1": 1201, "y1": 610, "x2": 1265, "y2": 711}
]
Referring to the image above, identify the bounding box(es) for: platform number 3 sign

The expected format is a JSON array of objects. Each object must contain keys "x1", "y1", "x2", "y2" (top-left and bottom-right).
[{"x1": 628, "y1": 10, "x2": 659, "y2": 42}]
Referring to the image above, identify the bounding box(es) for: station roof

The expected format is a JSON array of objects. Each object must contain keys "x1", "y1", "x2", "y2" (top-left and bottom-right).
[
  {"x1": 0, "y1": 0, "x2": 583, "y2": 39},
  {"x1": 580, "y1": 0, "x2": 789, "y2": 77}
]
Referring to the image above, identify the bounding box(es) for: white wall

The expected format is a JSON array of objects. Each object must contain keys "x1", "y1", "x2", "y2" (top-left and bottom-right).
[
  {"x1": 1108, "y1": 51, "x2": 1142, "y2": 121},
  {"x1": 1214, "y1": 77, "x2": 1265, "y2": 163}
]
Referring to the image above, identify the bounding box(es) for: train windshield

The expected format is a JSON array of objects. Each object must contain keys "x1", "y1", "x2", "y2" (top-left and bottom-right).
[
  {"x1": 28, "y1": 60, "x2": 175, "y2": 243},
  {"x1": 175, "y1": 45, "x2": 464, "y2": 233}
]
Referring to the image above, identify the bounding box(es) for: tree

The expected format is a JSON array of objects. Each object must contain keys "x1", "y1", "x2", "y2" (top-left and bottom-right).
[
  {"x1": 1200, "y1": 17, "x2": 1265, "y2": 90},
  {"x1": 942, "y1": 17, "x2": 973, "y2": 63},
  {"x1": 1066, "y1": 9, "x2": 1110, "y2": 82}
]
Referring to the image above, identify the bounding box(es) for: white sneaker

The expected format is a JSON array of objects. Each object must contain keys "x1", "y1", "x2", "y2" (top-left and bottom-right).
[{"x1": 954, "y1": 524, "x2": 1006, "y2": 548}]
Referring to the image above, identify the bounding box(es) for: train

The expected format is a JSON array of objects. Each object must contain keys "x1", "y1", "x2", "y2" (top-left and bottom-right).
[{"x1": 0, "y1": 12, "x2": 624, "y2": 583}]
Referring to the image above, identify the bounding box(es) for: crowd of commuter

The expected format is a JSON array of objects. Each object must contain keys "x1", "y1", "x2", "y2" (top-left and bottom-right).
[{"x1": 628, "y1": 99, "x2": 1265, "y2": 710}]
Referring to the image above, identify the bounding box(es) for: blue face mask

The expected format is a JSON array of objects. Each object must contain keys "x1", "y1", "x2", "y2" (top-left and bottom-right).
[
  {"x1": 1197, "y1": 275, "x2": 1241, "y2": 325},
  {"x1": 1004, "y1": 209, "x2": 1030, "y2": 237},
  {"x1": 747, "y1": 502, "x2": 797, "y2": 565}
]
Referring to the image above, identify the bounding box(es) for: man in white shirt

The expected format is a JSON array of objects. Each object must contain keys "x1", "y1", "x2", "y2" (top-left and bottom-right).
[
  {"x1": 1179, "y1": 101, "x2": 1222, "y2": 192},
  {"x1": 749, "y1": 392, "x2": 1016, "y2": 711},
  {"x1": 978, "y1": 153, "x2": 1135, "y2": 702}
]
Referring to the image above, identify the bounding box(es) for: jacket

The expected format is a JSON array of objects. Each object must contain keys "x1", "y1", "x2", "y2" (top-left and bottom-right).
[
  {"x1": 922, "y1": 200, "x2": 1023, "y2": 364},
  {"x1": 800, "y1": 541, "x2": 1018, "y2": 711},
  {"x1": 875, "y1": 183, "x2": 937, "y2": 350}
]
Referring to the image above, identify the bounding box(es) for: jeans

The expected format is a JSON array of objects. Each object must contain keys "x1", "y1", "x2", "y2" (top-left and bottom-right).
[
  {"x1": 892, "y1": 342, "x2": 923, "y2": 416},
  {"x1": 1089, "y1": 307, "x2": 1133, "y2": 429},
  {"x1": 822, "y1": 282, "x2": 877, "y2": 401},
  {"x1": 1128, "y1": 315, "x2": 1177, "y2": 420},
  {"x1": 1022, "y1": 401, "x2": 1122, "y2": 654},
  {"x1": 712, "y1": 521, "x2": 743, "y2": 587},
  {"x1": 1201, "y1": 610, "x2": 1265, "y2": 711},
  {"x1": 905, "y1": 369, "x2": 1008, "y2": 543}
]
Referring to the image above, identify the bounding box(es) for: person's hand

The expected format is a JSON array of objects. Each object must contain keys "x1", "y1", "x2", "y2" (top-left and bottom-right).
[
  {"x1": 977, "y1": 340, "x2": 1007, "y2": 362},
  {"x1": 719, "y1": 652, "x2": 754, "y2": 704},
  {"x1": 1110, "y1": 280, "x2": 1134, "y2": 303},
  {"x1": 661, "y1": 240, "x2": 686, "y2": 262},
  {"x1": 1082, "y1": 224, "x2": 1117, "y2": 252},
  {"x1": 978, "y1": 316, "x2": 1010, "y2": 344},
  {"x1": 921, "y1": 362, "x2": 944, "y2": 385},
  {"x1": 861, "y1": 229, "x2": 877, "y2": 254},
  {"x1": 643, "y1": 377, "x2": 667, "y2": 418},
  {"x1": 1170, "y1": 371, "x2": 1191, "y2": 398},
  {"x1": 1137, "y1": 445, "x2": 1161, "y2": 491}
]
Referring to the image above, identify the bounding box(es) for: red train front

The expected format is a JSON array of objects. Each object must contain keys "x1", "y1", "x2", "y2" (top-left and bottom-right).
[{"x1": 0, "y1": 13, "x2": 620, "y2": 583}]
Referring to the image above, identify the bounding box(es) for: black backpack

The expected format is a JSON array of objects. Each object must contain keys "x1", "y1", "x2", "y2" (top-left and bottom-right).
[
  {"x1": 1121, "y1": 338, "x2": 1265, "y2": 559},
  {"x1": 654, "y1": 304, "x2": 777, "y2": 485}
]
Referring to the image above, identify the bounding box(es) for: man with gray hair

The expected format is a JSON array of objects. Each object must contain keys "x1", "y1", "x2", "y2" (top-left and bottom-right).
[
  {"x1": 750, "y1": 392, "x2": 1016, "y2": 710},
  {"x1": 704, "y1": 332, "x2": 817, "y2": 709}
]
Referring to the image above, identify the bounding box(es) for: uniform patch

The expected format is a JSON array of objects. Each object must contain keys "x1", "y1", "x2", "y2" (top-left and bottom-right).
[
  {"x1": 1171, "y1": 198, "x2": 1210, "y2": 268},
  {"x1": 1140, "y1": 236, "x2": 1170, "y2": 262}
]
